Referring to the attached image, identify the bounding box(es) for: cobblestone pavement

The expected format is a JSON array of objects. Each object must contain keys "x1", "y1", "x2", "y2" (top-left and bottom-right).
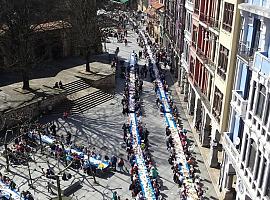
[{"x1": 0, "y1": 17, "x2": 218, "y2": 200}]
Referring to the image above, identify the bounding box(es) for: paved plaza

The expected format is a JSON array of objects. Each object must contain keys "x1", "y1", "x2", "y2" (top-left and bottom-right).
[{"x1": 0, "y1": 16, "x2": 219, "y2": 200}]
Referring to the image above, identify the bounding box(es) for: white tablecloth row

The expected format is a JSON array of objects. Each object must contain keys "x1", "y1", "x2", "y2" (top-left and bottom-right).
[
  {"x1": 127, "y1": 55, "x2": 156, "y2": 199},
  {"x1": 0, "y1": 181, "x2": 24, "y2": 200},
  {"x1": 140, "y1": 31, "x2": 199, "y2": 200},
  {"x1": 28, "y1": 132, "x2": 109, "y2": 170},
  {"x1": 129, "y1": 113, "x2": 156, "y2": 199}
]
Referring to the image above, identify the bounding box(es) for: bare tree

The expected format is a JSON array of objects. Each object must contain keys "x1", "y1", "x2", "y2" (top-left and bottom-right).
[
  {"x1": 65, "y1": 0, "x2": 101, "y2": 72},
  {"x1": 0, "y1": 0, "x2": 59, "y2": 89}
]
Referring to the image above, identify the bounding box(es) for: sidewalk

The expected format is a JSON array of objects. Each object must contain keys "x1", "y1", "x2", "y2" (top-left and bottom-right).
[{"x1": 168, "y1": 73, "x2": 222, "y2": 200}]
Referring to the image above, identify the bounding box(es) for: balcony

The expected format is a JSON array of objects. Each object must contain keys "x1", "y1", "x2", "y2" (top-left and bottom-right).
[
  {"x1": 231, "y1": 90, "x2": 248, "y2": 117},
  {"x1": 222, "y1": 132, "x2": 240, "y2": 167},
  {"x1": 199, "y1": 13, "x2": 209, "y2": 25},
  {"x1": 185, "y1": 1, "x2": 193, "y2": 12},
  {"x1": 205, "y1": 59, "x2": 216, "y2": 74},
  {"x1": 209, "y1": 17, "x2": 220, "y2": 30},
  {"x1": 196, "y1": 48, "x2": 208, "y2": 63},
  {"x1": 253, "y1": 51, "x2": 270, "y2": 76},
  {"x1": 237, "y1": 41, "x2": 259, "y2": 65}
]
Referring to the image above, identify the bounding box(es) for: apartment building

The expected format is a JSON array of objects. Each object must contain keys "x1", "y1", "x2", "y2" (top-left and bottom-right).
[
  {"x1": 182, "y1": 0, "x2": 241, "y2": 169},
  {"x1": 220, "y1": 1, "x2": 270, "y2": 199},
  {"x1": 163, "y1": 0, "x2": 186, "y2": 79},
  {"x1": 180, "y1": 0, "x2": 193, "y2": 100}
]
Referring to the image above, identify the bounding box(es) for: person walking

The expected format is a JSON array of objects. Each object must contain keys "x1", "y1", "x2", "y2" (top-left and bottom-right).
[
  {"x1": 112, "y1": 191, "x2": 118, "y2": 200},
  {"x1": 47, "y1": 181, "x2": 53, "y2": 194},
  {"x1": 111, "y1": 155, "x2": 117, "y2": 171},
  {"x1": 118, "y1": 158, "x2": 125, "y2": 172}
]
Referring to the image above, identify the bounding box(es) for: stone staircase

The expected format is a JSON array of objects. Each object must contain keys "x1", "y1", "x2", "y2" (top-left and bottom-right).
[
  {"x1": 52, "y1": 79, "x2": 114, "y2": 114},
  {"x1": 63, "y1": 79, "x2": 92, "y2": 95}
]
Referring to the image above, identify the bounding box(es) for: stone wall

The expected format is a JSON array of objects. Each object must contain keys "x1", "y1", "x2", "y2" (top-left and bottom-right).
[
  {"x1": 0, "y1": 93, "x2": 66, "y2": 129},
  {"x1": 91, "y1": 74, "x2": 116, "y2": 89}
]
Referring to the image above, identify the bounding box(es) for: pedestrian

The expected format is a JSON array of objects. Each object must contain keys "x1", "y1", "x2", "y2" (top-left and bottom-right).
[
  {"x1": 50, "y1": 122, "x2": 56, "y2": 136},
  {"x1": 166, "y1": 135, "x2": 172, "y2": 150},
  {"x1": 124, "y1": 38, "x2": 127, "y2": 46},
  {"x1": 111, "y1": 155, "x2": 117, "y2": 171},
  {"x1": 138, "y1": 51, "x2": 142, "y2": 59},
  {"x1": 118, "y1": 158, "x2": 125, "y2": 172},
  {"x1": 112, "y1": 191, "x2": 118, "y2": 200},
  {"x1": 47, "y1": 181, "x2": 53, "y2": 194}
]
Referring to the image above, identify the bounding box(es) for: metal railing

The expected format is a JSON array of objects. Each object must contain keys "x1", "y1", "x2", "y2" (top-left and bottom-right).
[
  {"x1": 196, "y1": 47, "x2": 208, "y2": 63},
  {"x1": 209, "y1": 16, "x2": 220, "y2": 29},
  {"x1": 231, "y1": 90, "x2": 248, "y2": 117},
  {"x1": 238, "y1": 41, "x2": 259, "y2": 63}
]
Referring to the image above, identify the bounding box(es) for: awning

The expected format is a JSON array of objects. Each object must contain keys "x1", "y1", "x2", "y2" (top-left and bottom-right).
[
  {"x1": 151, "y1": 1, "x2": 164, "y2": 10},
  {"x1": 112, "y1": 0, "x2": 129, "y2": 3}
]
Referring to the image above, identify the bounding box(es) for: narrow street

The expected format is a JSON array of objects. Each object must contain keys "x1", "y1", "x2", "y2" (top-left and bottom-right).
[{"x1": 0, "y1": 11, "x2": 218, "y2": 200}]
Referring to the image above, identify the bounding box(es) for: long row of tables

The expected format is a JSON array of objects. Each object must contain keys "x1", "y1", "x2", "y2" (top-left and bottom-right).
[
  {"x1": 28, "y1": 132, "x2": 109, "y2": 170},
  {"x1": 0, "y1": 181, "x2": 24, "y2": 200},
  {"x1": 127, "y1": 53, "x2": 156, "y2": 199},
  {"x1": 140, "y1": 31, "x2": 199, "y2": 199}
]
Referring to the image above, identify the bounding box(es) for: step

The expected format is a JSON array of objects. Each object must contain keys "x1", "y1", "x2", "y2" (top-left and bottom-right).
[
  {"x1": 67, "y1": 87, "x2": 100, "y2": 101},
  {"x1": 74, "y1": 96, "x2": 114, "y2": 113},
  {"x1": 73, "y1": 92, "x2": 113, "y2": 109},
  {"x1": 63, "y1": 80, "x2": 92, "y2": 95},
  {"x1": 73, "y1": 90, "x2": 113, "y2": 105}
]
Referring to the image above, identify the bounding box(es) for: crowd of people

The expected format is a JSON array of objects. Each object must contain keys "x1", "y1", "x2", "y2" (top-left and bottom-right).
[
  {"x1": 127, "y1": 16, "x2": 205, "y2": 199},
  {"x1": 0, "y1": 172, "x2": 34, "y2": 200},
  {"x1": 118, "y1": 44, "x2": 161, "y2": 199}
]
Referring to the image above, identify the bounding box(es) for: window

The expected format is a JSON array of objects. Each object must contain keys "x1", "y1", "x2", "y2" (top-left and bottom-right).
[
  {"x1": 185, "y1": 12, "x2": 192, "y2": 33},
  {"x1": 217, "y1": 45, "x2": 229, "y2": 80},
  {"x1": 254, "y1": 151, "x2": 261, "y2": 180},
  {"x1": 264, "y1": 96, "x2": 270, "y2": 126},
  {"x1": 190, "y1": 57, "x2": 195, "y2": 78},
  {"x1": 212, "y1": 86, "x2": 223, "y2": 122},
  {"x1": 184, "y1": 41, "x2": 189, "y2": 63},
  {"x1": 242, "y1": 135, "x2": 248, "y2": 162},
  {"x1": 250, "y1": 82, "x2": 257, "y2": 111},
  {"x1": 194, "y1": 0, "x2": 200, "y2": 14},
  {"x1": 222, "y1": 2, "x2": 234, "y2": 32},
  {"x1": 259, "y1": 157, "x2": 266, "y2": 188},
  {"x1": 255, "y1": 84, "x2": 266, "y2": 119},
  {"x1": 266, "y1": 167, "x2": 270, "y2": 197},
  {"x1": 247, "y1": 140, "x2": 256, "y2": 172}
]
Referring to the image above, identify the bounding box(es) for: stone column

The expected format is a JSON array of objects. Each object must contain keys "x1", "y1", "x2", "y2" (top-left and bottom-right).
[
  {"x1": 180, "y1": 68, "x2": 185, "y2": 93},
  {"x1": 209, "y1": 132, "x2": 219, "y2": 168},
  {"x1": 201, "y1": 125, "x2": 211, "y2": 147},
  {"x1": 224, "y1": 174, "x2": 235, "y2": 200},
  {"x1": 183, "y1": 75, "x2": 189, "y2": 101},
  {"x1": 178, "y1": 65, "x2": 182, "y2": 87},
  {"x1": 192, "y1": 98, "x2": 198, "y2": 127},
  {"x1": 187, "y1": 86, "x2": 194, "y2": 115}
]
